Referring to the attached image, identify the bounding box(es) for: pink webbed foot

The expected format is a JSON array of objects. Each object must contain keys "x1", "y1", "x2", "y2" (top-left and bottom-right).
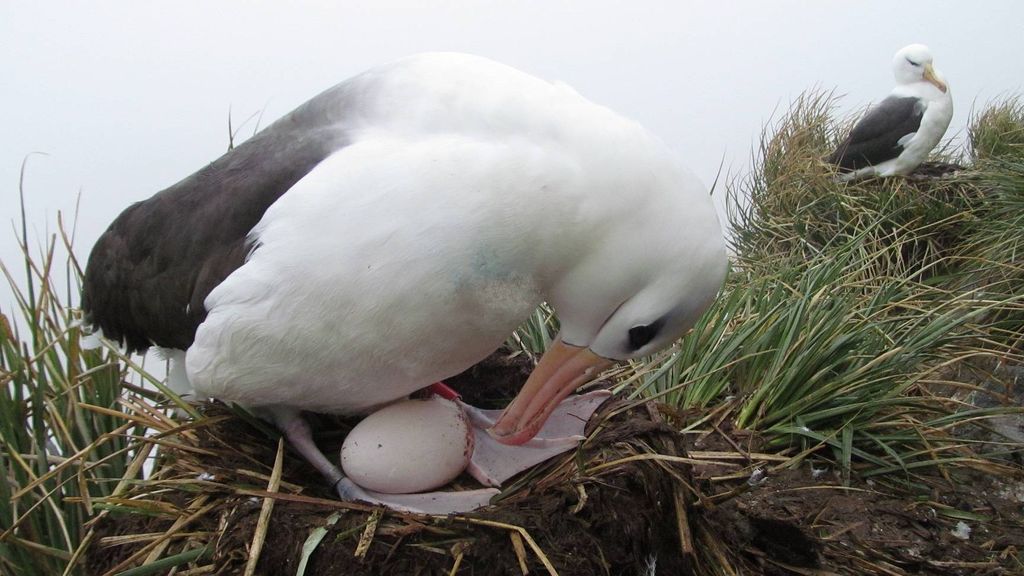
[
  {"x1": 335, "y1": 478, "x2": 499, "y2": 515},
  {"x1": 330, "y1": 389, "x2": 610, "y2": 513},
  {"x1": 459, "y1": 389, "x2": 612, "y2": 487}
]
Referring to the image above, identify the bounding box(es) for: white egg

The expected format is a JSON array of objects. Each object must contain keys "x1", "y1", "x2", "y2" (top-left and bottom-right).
[{"x1": 340, "y1": 396, "x2": 473, "y2": 494}]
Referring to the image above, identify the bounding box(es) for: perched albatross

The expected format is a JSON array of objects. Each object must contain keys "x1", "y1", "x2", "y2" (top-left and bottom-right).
[
  {"x1": 82, "y1": 52, "x2": 727, "y2": 514},
  {"x1": 828, "y1": 44, "x2": 952, "y2": 180}
]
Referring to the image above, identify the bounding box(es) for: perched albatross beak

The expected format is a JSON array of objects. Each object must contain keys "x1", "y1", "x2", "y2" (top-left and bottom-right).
[
  {"x1": 489, "y1": 337, "x2": 613, "y2": 445},
  {"x1": 923, "y1": 63, "x2": 947, "y2": 93}
]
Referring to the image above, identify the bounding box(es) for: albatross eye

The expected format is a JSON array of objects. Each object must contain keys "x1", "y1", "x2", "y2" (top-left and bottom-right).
[
  {"x1": 905, "y1": 57, "x2": 920, "y2": 67},
  {"x1": 628, "y1": 319, "x2": 664, "y2": 351}
]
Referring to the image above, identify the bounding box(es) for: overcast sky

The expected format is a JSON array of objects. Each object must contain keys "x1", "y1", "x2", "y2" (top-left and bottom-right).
[{"x1": 2, "y1": 1, "x2": 1023, "y2": 313}]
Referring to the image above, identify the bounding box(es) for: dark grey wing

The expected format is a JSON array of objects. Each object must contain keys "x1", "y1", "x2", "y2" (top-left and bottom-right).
[
  {"x1": 82, "y1": 81, "x2": 359, "y2": 352},
  {"x1": 828, "y1": 96, "x2": 925, "y2": 171}
]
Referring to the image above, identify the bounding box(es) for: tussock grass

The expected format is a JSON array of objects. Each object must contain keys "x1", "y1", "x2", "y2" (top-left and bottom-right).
[
  {"x1": 730, "y1": 90, "x2": 975, "y2": 281},
  {"x1": 955, "y1": 159, "x2": 1024, "y2": 353},
  {"x1": 0, "y1": 207, "x2": 154, "y2": 575},
  {"x1": 506, "y1": 302, "x2": 558, "y2": 359},
  {"x1": 630, "y1": 92, "x2": 1024, "y2": 482},
  {"x1": 969, "y1": 96, "x2": 1024, "y2": 163},
  {"x1": 957, "y1": 101, "x2": 1024, "y2": 353},
  {"x1": 627, "y1": 237, "x2": 1008, "y2": 480}
]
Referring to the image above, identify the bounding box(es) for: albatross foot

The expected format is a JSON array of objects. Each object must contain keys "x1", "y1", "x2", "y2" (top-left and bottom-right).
[
  {"x1": 458, "y1": 389, "x2": 612, "y2": 487},
  {"x1": 335, "y1": 478, "x2": 499, "y2": 515}
]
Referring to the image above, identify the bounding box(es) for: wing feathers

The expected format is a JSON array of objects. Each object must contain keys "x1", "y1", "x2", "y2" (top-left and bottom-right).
[
  {"x1": 82, "y1": 87, "x2": 355, "y2": 351},
  {"x1": 828, "y1": 96, "x2": 925, "y2": 170}
]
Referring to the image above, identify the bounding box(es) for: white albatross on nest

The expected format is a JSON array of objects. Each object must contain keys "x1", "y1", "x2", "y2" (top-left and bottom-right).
[
  {"x1": 81, "y1": 52, "x2": 728, "y2": 514},
  {"x1": 829, "y1": 44, "x2": 953, "y2": 180}
]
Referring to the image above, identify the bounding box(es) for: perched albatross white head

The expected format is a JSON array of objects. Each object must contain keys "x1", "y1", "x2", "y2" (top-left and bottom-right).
[
  {"x1": 82, "y1": 52, "x2": 728, "y2": 514},
  {"x1": 829, "y1": 43, "x2": 953, "y2": 180}
]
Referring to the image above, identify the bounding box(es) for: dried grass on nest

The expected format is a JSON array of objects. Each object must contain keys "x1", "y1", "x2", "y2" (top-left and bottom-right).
[
  {"x1": 83, "y1": 353, "x2": 715, "y2": 576},
  {"x1": 81, "y1": 385, "x2": 1024, "y2": 576}
]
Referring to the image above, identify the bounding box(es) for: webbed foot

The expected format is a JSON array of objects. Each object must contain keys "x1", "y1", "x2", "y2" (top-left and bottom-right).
[
  {"x1": 335, "y1": 477, "x2": 499, "y2": 515},
  {"x1": 459, "y1": 390, "x2": 612, "y2": 486}
]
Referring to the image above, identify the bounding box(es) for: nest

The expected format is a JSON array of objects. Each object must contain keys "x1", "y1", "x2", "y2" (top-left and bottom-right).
[
  {"x1": 83, "y1": 351, "x2": 1024, "y2": 575},
  {"x1": 84, "y1": 352, "x2": 699, "y2": 575}
]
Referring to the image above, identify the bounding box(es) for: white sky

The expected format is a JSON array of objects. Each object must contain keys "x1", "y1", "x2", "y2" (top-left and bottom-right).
[{"x1": 2, "y1": 1, "x2": 1023, "y2": 314}]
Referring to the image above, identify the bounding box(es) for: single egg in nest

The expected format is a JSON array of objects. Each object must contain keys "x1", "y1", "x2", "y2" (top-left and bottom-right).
[{"x1": 340, "y1": 396, "x2": 473, "y2": 494}]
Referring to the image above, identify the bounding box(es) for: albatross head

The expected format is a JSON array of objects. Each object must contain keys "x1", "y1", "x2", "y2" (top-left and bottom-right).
[
  {"x1": 489, "y1": 172, "x2": 729, "y2": 445},
  {"x1": 893, "y1": 44, "x2": 948, "y2": 93}
]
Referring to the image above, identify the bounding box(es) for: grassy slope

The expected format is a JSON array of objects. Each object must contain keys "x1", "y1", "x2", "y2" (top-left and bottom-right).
[{"x1": 628, "y1": 93, "x2": 1024, "y2": 480}]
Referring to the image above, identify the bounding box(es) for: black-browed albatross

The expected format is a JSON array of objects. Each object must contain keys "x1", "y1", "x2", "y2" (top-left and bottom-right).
[
  {"x1": 82, "y1": 52, "x2": 728, "y2": 514},
  {"x1": 829, "y1": 44, "x2": 953, "y2": 180}
]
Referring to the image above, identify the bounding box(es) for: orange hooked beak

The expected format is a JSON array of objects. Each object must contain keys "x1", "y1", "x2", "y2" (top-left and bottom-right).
[
  {"x1": 488, "y1": 336, "x2": 613, "y2": 445},
  {"x1": 923, "y1": 63, "x2": 947, "y2": 93}
]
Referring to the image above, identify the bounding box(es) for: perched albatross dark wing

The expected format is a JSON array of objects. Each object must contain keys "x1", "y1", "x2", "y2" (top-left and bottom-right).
[
  {"x1": 828, "y1": 96, "x2": 925, "y2": 171},
  {"x1": 82, "y1": 52, "x2": 728, "y2": 514},
  {"x1": 828, "y1": 43, "x2": 952, "y2": 180}
]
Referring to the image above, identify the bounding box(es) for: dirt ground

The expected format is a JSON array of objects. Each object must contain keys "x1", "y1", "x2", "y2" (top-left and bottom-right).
[
  {"x1": 86, "y1": 351, "x2": 1024, "y2": 575},
  {"x1": 690, "y1": 429, "x2": 1024, "y2": 575}
]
